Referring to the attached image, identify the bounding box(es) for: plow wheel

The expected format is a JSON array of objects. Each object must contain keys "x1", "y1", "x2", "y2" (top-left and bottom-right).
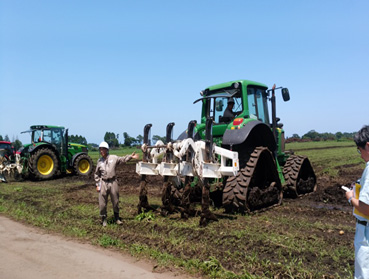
[
  {"x1": 28, "y1": 148, "x2": 59, "y2": 180},
  {"x1": 222, "y1": 146, "x2": 283, "y2": 213},
  {"x1": 283, "y1": 155, "x2": 317, "y2": 198}
]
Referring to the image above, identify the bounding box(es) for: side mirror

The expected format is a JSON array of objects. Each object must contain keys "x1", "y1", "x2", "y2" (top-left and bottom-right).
[{"x1": 282, "y1": 88, "x2": 290, "y2": 102}]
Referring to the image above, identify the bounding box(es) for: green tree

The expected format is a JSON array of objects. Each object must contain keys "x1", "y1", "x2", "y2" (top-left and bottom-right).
[
  {"x1": 152, "y1": 135, "x2": 166, "y2": 144},
  {"x1": 342, "y1": 132, "x2": 355, "y2": 140},
  {"x1": 0, "y1": 135, "x2": 3, "y2": 141},
  {"x1": 335, "y1": 132, "x2": 343, "y2": 140},
  {"x1": 69, "y1": 135, "x2": 87, "y2": 145},
  {"x1": 123, "y1": 132, "x2": 137, "y2": 147},
  {"x1": 302, "y1": 130, "x2": 320, "y2": 141},
  {"x1": 13, "y1": 139, "x2": 22, "y2": 150},
  {"x1": 104, "y1": 132, "x2": 119, "y2": 148},
  {"x1": 4, "y1": 135, "x2": 10, "y2": 142},
  {"x1": 136, "y1": 135, "x2": 143, "y2": 145}
]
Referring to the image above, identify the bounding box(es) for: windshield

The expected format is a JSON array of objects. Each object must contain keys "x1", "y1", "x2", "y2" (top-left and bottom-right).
[
  {"x1": 204, "y1": 88, "x2": 243, "y2": 124},
  {"x1": 247, "y1": 86, "x2": 269, "y2": 124},
  {"x1": 32, "y1": 128, "x2": 63, "y2": 145}
]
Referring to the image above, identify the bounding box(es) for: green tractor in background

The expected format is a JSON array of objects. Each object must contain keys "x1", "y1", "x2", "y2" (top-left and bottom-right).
[{"x1": 19, "y1": 125, "x2": 93, "y2": 180}]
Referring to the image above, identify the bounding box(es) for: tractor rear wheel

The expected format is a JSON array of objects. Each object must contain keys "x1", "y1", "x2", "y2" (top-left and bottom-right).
[
  {"x1": 28, "y1": 148, "x2": 59, "y2": 180},
  {"x1": 73, "y1": 154, "x2": 93, "y2": 176},
  {"x1": 222, "y1": 146, "x2": 283, "y2": 213}
]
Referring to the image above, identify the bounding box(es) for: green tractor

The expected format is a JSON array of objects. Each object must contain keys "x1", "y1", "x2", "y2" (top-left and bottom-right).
[
  {"x1": 187, "y1": 80, "x2": 316, "y2": 212},
  {"x1": 18, "y1": 125, "x2": 93, "y2": 180},
  {"x1": 137, "y1": 79, "x2": 316, "y2": 217}
]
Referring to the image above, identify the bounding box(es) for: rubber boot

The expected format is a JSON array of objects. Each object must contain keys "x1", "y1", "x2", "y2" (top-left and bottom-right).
[
  {"x1": 102, "y1": 216, "x2": 107, "y2": 227},
  {"x1": 114, "y1": 212, "x2": 123, "y2": 225}
]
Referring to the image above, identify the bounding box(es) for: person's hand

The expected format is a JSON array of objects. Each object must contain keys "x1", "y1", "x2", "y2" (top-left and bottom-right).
[
  {"x1": 96, "y1": 184, "x2": 101, "y2": 192},
  {"x1": 131, "y1": 152, "x2": 140, "y2": 160},
  {"x1": 345, "y1": 190, "x2": 354, "y2": 201}
]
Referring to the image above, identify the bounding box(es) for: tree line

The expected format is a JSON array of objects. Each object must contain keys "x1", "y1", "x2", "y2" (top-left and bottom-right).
[
  {"x1": 0, "y1": 129, "x2": 358, "y2": 150},
  {"x1": 287, "y1": 130, "x2": 356, "y2": 143},
  {"x1": 103, "y1": 132, "x2": 165, "y2": 148},
  {"x1": 0, "y1": 134, "x2": 89, "y2": 150}
]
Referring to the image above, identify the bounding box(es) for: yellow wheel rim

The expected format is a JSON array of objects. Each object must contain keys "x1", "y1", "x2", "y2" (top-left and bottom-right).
[
  {"x1": 78, "y1": 159, "x2": 90, "y2": 174},
  {"x1": 37, "y1": 155, "x2": 54, "y2": 175}
]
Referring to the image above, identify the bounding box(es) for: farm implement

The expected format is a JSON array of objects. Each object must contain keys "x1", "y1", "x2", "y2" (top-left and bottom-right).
[
  {"x1": 0, "y1": 142, "x2": 22, "y2": 182},
  {"x1": 136, "y1": 80, "x2": 316, "y2": 225}
]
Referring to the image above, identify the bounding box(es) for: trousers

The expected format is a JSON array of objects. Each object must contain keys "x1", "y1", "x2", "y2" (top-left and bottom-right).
[
  {"x1": 355, "y1": 222, "x2": 369, "y2": 279},
  {"x1": 99, "y1": 179, "x2": 119, "y2": 217}
]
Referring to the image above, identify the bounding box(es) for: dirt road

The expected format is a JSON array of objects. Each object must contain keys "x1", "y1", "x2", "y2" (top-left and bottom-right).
[{"x1": 0, "y1": 215, "x2": 192, "y2": 279}]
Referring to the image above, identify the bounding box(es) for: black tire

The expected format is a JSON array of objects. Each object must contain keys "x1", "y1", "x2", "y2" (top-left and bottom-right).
[
  {"x1": 73, "y1": 154, "x2": 93, "y2": 176},
  {"x1": 28, "y1": 148, "x2": 59, "y2": 180}
]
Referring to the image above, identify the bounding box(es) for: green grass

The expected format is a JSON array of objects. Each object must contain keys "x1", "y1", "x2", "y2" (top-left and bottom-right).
[
  {"x1": 0, "y1": 140, "x2": 360, "y2": 279},
  {"x1": 286, "y1": 140, "x2": 363, "y2": 176}
]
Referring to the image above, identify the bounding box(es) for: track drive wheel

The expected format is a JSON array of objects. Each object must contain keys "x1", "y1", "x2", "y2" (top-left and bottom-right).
[
  {"x1": 28, "y1": 148, "x2": 59, "y2": 180},
  {"x1": 222, "y1": 147, "x2": 283, "y2": 213},
  {"x1": 73, "y1": 154, "x2": 93, "y2": 176},
  {"x1": 283, "y1": 155, "x2": 317, "y2": 198}
]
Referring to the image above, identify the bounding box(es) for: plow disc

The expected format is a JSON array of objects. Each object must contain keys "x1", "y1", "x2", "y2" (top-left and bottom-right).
[{"x1": 283, "y1": 155, "x2": 317, "y2": 198}]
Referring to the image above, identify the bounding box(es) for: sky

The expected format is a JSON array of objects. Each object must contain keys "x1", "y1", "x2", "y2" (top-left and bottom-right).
[{"x1": 1, "y1": 0, "x2": 368, "y2": 145}]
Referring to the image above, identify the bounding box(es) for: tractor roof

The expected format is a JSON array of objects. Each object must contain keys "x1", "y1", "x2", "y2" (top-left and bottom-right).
[
  {"x1": 206, "y1": 79, "x2": 268, "y2": 92},
  {"x1": 21, "y1": 125, "x2": 65, "y2": 134},
  {"x1": 30, "y1": 125, "x2": 65, "y2": 130},
  {"x1": 0, "y1": 141, "x2": 11, "y2": 144},
  {"x1": 194, "y1": 79, "x2": 268, "y2": 104}
]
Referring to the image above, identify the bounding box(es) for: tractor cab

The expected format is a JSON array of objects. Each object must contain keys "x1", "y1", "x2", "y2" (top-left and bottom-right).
[
  {"x1": 193, "y1": 80, "x2": 292, "y2": 167},
  {"x1": 194, "y1": 80, "x2": 273, "y2": 140},
  {"x1": 21, "y1": 125, "x2": 67, "y2": 158},
  {"x1": 30, "y1": 126, "x2": 65, "y2": 151}
]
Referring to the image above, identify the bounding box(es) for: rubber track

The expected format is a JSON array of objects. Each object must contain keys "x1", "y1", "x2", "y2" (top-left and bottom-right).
[
  {"x1": 282, "y1": 155, "x2": 317, "y2": 198},
  {"x1": 222, "y1": 146, "x2": 282, "y2": 213}
]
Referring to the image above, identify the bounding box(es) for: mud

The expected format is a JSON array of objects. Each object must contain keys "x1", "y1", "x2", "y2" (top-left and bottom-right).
[
  {"x1": 79, "y1": 160, "x2": 363, "y2": 222},
  {"x1": 23, "y1": 160, "x2": 363, "y2": 277}
]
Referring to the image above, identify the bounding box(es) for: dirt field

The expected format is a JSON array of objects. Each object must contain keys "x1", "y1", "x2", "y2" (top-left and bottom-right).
[
  {"x1": 1, "y1": 157, "x2": 362, "y2": 278},
  {"x1": 82, "y1": 164, "x2": 356, "y2": 269}
]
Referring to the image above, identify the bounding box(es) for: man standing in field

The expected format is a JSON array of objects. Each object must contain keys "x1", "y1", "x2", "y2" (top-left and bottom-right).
[
  {"x1": 346, "y1": 125, "x2": 369, "y2": 278},
  {"x1": 94, "y1": 141, "x2": 139, "y2": 227}
]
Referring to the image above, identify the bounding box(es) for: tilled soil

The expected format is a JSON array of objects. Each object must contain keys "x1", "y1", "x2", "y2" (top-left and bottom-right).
[
  {"x1": 79, "y1": 161, "x2": 362, "y2": 245},
  {"x1": 23, "y1": 160, "x2": 362, "y2": 278}
]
